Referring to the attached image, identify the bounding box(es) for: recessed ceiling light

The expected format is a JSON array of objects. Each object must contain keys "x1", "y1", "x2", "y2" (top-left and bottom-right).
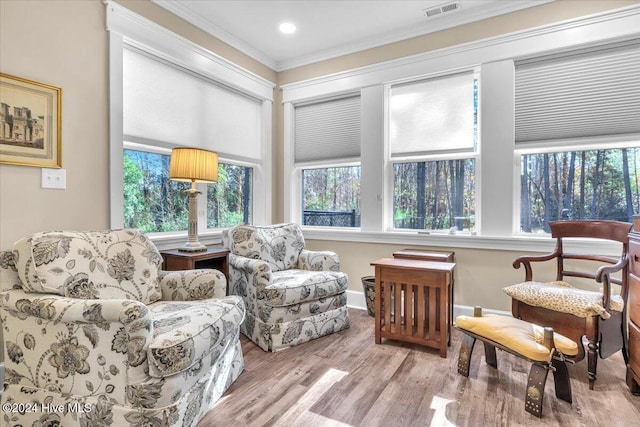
[{"x1": 279, "y1": 22, "x2": 297, "y2": 34}]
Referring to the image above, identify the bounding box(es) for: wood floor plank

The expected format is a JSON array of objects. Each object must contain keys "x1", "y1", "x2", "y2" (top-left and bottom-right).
[{"x1": 200, "y1": 309, "x2": 640, "y2": 427}]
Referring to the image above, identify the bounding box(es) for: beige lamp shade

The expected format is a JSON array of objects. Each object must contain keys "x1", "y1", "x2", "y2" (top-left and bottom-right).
[{"x1": 169, "y1": 147, "x2": 218, "y2": 183}]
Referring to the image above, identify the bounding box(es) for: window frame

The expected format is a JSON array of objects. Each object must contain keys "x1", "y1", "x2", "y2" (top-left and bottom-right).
[
  {"x1": 107, "y1": 2, "x2": 274, "y2": 249},
  {"x1": 281, "y1": 6, "x2": 639, "y2": 255},
  {"x1": 290, "y1": 94, "x2": 363, "y2": 229},
  {"x1": 123, "y1": 142, "x2": 256, "y2": 235},
  {"x1": 298, "y1": 160, "x2": 362, "y2": 230},
  {"x1": 513, "y1": 140, "x2": 640, "y2": 236},
  {"x1": 385, "y1": 70, "x2": 480, "y2": 233}
]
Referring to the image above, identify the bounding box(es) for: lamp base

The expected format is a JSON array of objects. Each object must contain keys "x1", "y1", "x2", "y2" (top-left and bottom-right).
[{"x1": 177, "y1": 242, "x2": 208, "y2": 252}]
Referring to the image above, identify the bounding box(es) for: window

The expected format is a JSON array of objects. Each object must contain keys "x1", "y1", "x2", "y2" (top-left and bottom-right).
[
  {"x1": 281, "y1": 8, "x2": 638, "y2": 247},
  {"x1": 295, "y1": 95, "x2": 361, "y2": 227},
  {"x1": 124, "y1": 149, "x2": 189, "y2": 232},
  {"x1": 520, "y1": 147, "x2": 640, "y2": 233},
  {"x1": 207, "y1": 164, "x2": 252, "y2": 228},
  {"x1": 516, "y1": 40, "x2": 640, "y2": 233},
  {"x1": 302, "y1": 166, "x2": 361, "y2": 227},
  {"x1": 389, "y1": 71, "x2": 478, "y2": 231},
  {"x1": 123, "y1": 148, "x2": 253, "y2": 233},
  {"x1": 394, "y1": 159, "x2": 475, "y2": 230},
  {"x1": 116, "y1": 43, "x2": 268, "y2": 237},
  {"x1": 108, "y1": 4, "x2": 274, "y2": 245}
]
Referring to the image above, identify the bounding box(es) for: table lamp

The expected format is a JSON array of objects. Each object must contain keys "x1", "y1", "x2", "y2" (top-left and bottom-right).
[{"x1": 169, "y1": 147, "x2": 218, "y2": 252}]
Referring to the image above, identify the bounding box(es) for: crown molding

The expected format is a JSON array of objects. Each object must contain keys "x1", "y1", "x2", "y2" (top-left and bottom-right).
[
  {"x1": 151, "y1": 0, "x2": 553, "y2": 72},
  {"x1": 151, "y1": 0, "x2": 279, "y2": 70},
  {"x1": 275, "y1": 0, "x2": 555, "y2": 71},
  {"x1": 281, "y1": 4, "x2": 640, "y2": 103},
  {"x1": 105, "y1": 0, "x2": 275, "y2": 101}
]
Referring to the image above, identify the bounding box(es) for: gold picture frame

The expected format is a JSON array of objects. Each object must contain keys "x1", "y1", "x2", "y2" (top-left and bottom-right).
[{"x1": 0, "y1": 73, "x2": 62, "y2": 168}]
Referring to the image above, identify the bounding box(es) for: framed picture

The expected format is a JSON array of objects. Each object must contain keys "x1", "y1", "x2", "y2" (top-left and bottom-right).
[{"x1": 0, "y1": 73, "x2": 62, "y2": 168}]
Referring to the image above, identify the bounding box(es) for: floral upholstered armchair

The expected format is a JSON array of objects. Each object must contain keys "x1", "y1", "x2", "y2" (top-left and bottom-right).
[
  {"x1": 222, "y1": 223, "x2": 350, "y2": 352},
  {"x1": 0, "y1": 229, "x2": 245, "y2": 427}
]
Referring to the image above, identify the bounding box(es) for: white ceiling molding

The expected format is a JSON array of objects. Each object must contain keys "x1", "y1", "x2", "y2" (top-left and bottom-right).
[
  {"x1": 105, "y1": 0, "x2": 275, "y2": 101},
  {"x1": 152, "y1": 0, "x2": 554, "y2": 72},
  {"x1": 152, "y1": 0, "x2": 279, "y2": 70},
  {"x1": 280, "y1": 4, "x2": 640, "y2": 103},
  {"x1": 275, "y1": 0, "x2": 554, "y2": 71}
]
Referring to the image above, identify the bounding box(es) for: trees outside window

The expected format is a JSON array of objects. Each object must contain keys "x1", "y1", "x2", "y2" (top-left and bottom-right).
[
  {"x1": 207, "y1": 164, "x2": 252, "y2": 228},
  {"x1": 394, "y1": 159, "x2": 475, "y2": 230},
  {"x1": 302, "y1": 166, "x2": 361, "y2": 227},
  {"x1": 520, "y1": 147, "x2": 640, "y2": 233},
  {"x1": 123, "y1": 149, "x2": 252, "y2": 233}
]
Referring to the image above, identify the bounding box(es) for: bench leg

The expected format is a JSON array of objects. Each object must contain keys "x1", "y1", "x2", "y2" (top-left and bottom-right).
[
  {"x1": 525, "y1": 363, "x2": 549, "y2": 418},
  {"x1": 551, "y1": 356, "x2": 572, "y2": 403},
  {"x1": 483, "y1": 342, "x2": 497, "y2": 369},
  {"x1": 458, "y1": 334, "x2": 476, "y2": 377}
]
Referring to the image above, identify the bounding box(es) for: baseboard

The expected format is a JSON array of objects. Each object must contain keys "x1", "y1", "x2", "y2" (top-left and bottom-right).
[
  {"x1": 346, "y1": 289, "x2": 368, "y2": 311},
  {"x1": 346, "y1": 290, "x2": 511, "y2": 320}
]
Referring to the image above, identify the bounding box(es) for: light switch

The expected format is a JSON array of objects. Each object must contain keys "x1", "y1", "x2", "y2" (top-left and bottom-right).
[{"x1": 42, "y1": 168, "x2": 67, "y2": 189}]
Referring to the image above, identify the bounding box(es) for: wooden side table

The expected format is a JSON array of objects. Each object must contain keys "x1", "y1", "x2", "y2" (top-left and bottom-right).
[
  {"x1": 370, "y1": 257, "x2": 455, "y2": 358},
  {"x1": 393, "y1": 249, "x2": 455, "y2": 343},
  {"x1": 161, "y1": 248, "x2": 230, "y2": 293}
]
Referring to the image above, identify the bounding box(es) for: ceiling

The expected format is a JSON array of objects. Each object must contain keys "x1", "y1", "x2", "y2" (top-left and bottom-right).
[{"x1": 152, "y1": 0, "x2": 553, "y2": 71}]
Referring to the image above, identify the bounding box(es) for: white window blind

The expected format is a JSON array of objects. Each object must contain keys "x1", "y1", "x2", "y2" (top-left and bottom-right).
[
  {"x1": 294, "y1": 95, "x2": 361, "y2": 163},
  {"x1": 515, "y1": 39, "x2": 640, "y2": 144},
  {"x1": 123, "y1": 47, "x2": 262, "y2": 161},
  {"x1": 389, "y1": 72, "x2": 476, "y2": 158}
]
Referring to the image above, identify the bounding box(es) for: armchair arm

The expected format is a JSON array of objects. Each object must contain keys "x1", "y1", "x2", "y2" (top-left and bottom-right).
[
  {"x1": 158, "y1": 269, "x2": 226, "y2": 301},
  {"x1": 228, "y1": 254, "x2": 272, "y2": 278},
  {"x1": 298, "y1": 249, "x2": 341, "y2": 272},
  {"x1": 512, "y1": 248, "x2": 561, "y2": 281},
  {"x1": 227, "y1": 254, "x2": 272, "y2": 304},
  {"x1": 0, "y1": 289, "x2": 153, "y2": 401},
  {"x1": 596, "y1": 254, "x2": 629, "y2": 309}
]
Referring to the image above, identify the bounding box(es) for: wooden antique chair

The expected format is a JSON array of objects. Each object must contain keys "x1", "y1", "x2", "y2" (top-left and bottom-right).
[{"x1": 503, "y1": 220, "x2": 632, "y2": 390}]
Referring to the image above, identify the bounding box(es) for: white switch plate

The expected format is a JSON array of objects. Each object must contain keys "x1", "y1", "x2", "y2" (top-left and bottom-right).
[{"x1": 42, "y1": 168, "x2": 67, "y2": 189}]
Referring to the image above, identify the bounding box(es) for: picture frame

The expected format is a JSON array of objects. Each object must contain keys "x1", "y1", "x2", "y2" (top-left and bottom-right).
[{"x1": 0, "y1": 73, "x2": 62, "y2": 168}]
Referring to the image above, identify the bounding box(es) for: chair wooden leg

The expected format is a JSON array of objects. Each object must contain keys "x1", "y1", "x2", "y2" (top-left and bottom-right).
[
  {"x1": 587, "y1": 339, "x2": 598, "y2": 390},
  {"x1": 458, "y1": 334, "x2": 476, "y2": 377},
  {"x1": 525, "y1": 363, "x2": 549, "y2": 418}
]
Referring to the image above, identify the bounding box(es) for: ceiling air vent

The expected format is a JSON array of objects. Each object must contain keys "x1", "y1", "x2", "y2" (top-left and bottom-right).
[{"x1": 424, "y1": 1, "x2": 461, "y2": 19}]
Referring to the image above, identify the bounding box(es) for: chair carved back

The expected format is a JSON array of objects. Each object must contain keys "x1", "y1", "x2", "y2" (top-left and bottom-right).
[{"x1": 549, "y1": 220, "x2": 631, "y2": 307}]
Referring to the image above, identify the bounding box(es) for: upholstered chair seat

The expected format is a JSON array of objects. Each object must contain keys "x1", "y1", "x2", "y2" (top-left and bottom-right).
[
  {"x1": 503, "y1": 280, "x2": 624, "y2": 319},
  {"x1": 223, "y1": 223, "x2": 350, "y2": 352},
  {"x1": 0, "y1": 229, "x2": 245, "y2": 427}
]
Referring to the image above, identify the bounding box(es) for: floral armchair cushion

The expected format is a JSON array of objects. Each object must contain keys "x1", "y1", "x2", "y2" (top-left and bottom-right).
[
  {"x1": 12, "y1": 229, "x2": 163, "y2": 304},
  {"x1": 225, "y1": 223, "x2": 305, "y2": 272},
  {"x1": 147, "y1": 298, "x2": 245, "y2": 378}
]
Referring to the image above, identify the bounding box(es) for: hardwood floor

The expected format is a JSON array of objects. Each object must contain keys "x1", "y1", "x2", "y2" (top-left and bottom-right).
[{"x1": 201, "y1": 309, "x2": 640, "y2": 427}]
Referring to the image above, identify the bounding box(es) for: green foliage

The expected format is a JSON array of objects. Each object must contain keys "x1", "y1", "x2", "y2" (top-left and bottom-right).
[
  {"x1": 123, "y1": 150, "x2": 252, "y2": 233},
  {"x1": 393, "y1": 159, "x2": 476, "y2": 230},
  {"x1": 521, "y1": 147, "x2": 640, "y2": 233},
  {"x1": 207, "y1": 164, "x2": 251, "y2": 228},
  {"x1": 123, "y1": 150, "x2": 189, "y2": 233}
]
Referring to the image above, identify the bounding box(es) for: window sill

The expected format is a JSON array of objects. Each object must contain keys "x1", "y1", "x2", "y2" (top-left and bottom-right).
[
  {"x1": 147, "y1": 230, "x2": 224, "y2": 251},
  {"x1": 301, "y1": 227, "x2": 622, "y2": 255},
  {"x1": 146, "y1": 226, "x2": 623, "y2": 256}
]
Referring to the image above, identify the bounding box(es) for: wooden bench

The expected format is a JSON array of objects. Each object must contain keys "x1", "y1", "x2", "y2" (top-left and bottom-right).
[{"x1": 455, "y1": 307, "x2": 579, "y2": 418}]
